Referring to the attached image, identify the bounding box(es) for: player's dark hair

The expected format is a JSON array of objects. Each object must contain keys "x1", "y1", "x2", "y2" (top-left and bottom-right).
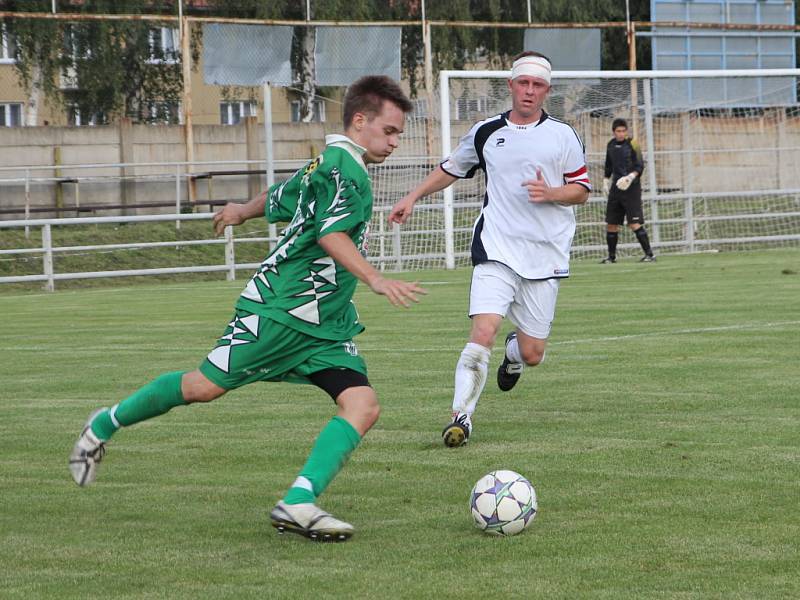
[
  {"x1": 343, "y1": 75, "x2": 413, "y2": 128},
  {"x1": 512, "y1": 50, "x2": 552, "y2": 65},
  {"x1": 612, "y1": 118, "x2": 629, "y2": 131}
]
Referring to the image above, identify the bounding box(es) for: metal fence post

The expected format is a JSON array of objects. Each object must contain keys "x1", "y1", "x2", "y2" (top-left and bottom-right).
[
  {"x1": 42, "y1": 224, "x2": 55, "y2": 292},
  {"x1": 378, "y1": 211, "x2": 386, "y2": 272},
  {"x1": 24, "y1": 169, "x2": 31, "y2": 239},
  {"x1": 224, "y1": 225, "x2": 236, "y2": 281},
  {"x1": 175, "y1": 164, "x2": 182, "y2": 230},
  {"x1": 392, "y1": 222, "x2": 402, "y2": 272}
]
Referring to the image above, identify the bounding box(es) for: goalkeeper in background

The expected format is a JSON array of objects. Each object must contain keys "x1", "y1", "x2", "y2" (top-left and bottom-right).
[{"x1": 601, "y1": 118, "x2": 655, "y2": 263}]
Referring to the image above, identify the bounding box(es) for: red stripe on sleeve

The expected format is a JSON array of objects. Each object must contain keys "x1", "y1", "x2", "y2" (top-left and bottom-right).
[{"x1": 564, "y1": 165, "x2": 587, "y2": 178}]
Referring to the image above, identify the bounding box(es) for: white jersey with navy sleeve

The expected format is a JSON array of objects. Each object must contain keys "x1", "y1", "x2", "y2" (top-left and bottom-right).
[{"x1": 441, "y1": 110, "x2": 591, "y2": 280}]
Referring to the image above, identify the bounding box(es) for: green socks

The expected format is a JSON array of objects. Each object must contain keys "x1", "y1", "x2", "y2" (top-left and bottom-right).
[
  {"x1": 90, "y1": 371, "x2": 187, "y2": 441},
  {"x1": 88, "y1": 374, "x2": 361, "y2": 507},
  {"x1": 283, "y1": 416, "x2": 362, "y2": 505}
]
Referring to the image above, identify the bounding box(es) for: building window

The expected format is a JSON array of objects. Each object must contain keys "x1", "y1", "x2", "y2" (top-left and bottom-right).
[
  {"x1": 148, "y1": 27, "x2": 179, "y2": 64},
  {"x1": 290, "y1": 99, "x2": 326, "y2": 123},
  {"x1": 455, "y1": 97, "x2": 489, "y2": 121},
  {"x1": 67, "y1": 105, "x2": 106, "y2": 127},
  {"x1": 412, "y1": 97, "x2": 429, "y2": 118},
  {"x1": 220, "y1": 101, "x2": 258, "y2": 125},
  {"x1": 63, "y1": 24, "x2": 92, "y2": 61},
  {"x1": 146, "y1": 101, "x2": 182, "y2": 124},
  {"x1": 1, "y1": 24, "x2": 16, "y2": 63},
  {"x1": 0, "y1": 103, "x2": 23, "y2": 127}
]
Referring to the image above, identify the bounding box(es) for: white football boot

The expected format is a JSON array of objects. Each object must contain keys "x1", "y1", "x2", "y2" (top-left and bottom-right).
[
  {"x1": 270, "y1": 501, "x2": 354, "y2": 542},
  {"x1": 69, "y1": 409, "x2": 107, "y2": 486}
]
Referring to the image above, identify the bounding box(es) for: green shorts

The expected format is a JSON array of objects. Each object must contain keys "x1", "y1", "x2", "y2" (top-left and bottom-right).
[{"x1": 199, "y1": 310, "x2": 367, "y2": 390}]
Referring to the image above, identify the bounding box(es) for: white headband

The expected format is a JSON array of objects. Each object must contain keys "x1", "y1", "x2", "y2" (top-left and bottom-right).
[{"x1": 511, "y1": 56, "x2": 552, "y2": 84}]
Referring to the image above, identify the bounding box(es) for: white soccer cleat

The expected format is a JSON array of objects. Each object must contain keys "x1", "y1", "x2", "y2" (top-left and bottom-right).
[
  {"x1": 69, "y1": 409, "x2": 107, "y2": 487},
  {"x1": 270, "y1": 501, "x2": 354, "y2": 542}
]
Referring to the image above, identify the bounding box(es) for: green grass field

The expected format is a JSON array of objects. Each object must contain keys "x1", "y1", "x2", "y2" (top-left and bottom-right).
[{"x1": 1, "y1": 249, "x2": 799, "y2": 599}]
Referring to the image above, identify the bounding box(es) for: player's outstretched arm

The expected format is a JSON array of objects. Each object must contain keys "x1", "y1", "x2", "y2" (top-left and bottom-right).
[
  {"x1": 318, "y1": 232, "x2": 427, "y2": 308},
  {"x1": 212, "y1": 190, "x2": 268, "y2": 236},
  {"x1": 389, "y1": 167, "x2": 458, "y2": 225}
]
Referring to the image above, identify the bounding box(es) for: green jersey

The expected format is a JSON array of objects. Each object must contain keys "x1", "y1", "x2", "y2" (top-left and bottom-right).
[{"x1": 235, "y1": 135, "x2": 373, "y2": 341}]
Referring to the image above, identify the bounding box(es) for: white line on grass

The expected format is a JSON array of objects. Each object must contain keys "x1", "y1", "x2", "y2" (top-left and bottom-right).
[
  {"x1": 549, "y1": 320, "x2": 800, "y2": 346},
  {"x1": 4, "y1": 321, "x2": 799, "y2": 354},
  {"x1": 353, "y1": 320, "x2": 800, "y2": 352}
]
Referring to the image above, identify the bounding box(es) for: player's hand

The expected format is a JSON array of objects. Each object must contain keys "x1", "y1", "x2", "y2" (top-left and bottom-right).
[
  {"x1": 212, "y1": 202, "x2": 247, "y2": 236},
  {"x1": 615, "y1": 173, "x2": 636, "y2": 191},
  {"x1": 521, "y1": 168, "x2": 553, "y2": 203},
  {"x1": 602, "y1": 177, "x2": 611, "y2": 196},
  {"x1": 368, "y1": 276, "x2": 427, "y2": 308},
  {"x1": 388, "y1": 195, "x2": 416, "y2": 225}
]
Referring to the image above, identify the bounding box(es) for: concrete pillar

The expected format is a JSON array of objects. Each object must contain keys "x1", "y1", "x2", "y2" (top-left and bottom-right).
[
  {"x1": 119, "y1": 117, "x2": 136, "y2": 216},
  {"x1": 245, "y1": 115, "x2": 261, "y2": 200}
]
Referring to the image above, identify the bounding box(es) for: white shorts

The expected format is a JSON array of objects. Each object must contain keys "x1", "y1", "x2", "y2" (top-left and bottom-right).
[{"x1": 469, "y1": 262, "x2": 561, "y2": 339}]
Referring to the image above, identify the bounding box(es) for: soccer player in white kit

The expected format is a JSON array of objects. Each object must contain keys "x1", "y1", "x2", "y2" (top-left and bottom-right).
[{"x1": 389, "y1": 51, "x2": 591, "y2": 447}]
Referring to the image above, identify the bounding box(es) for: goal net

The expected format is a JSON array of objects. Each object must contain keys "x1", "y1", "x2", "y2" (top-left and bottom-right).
[{"x1": 368, "y1": 69, "x2": 800, "y2": 270}]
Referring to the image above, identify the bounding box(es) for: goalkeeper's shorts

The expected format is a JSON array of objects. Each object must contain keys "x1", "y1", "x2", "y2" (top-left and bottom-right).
[{"x1": 606, "y1": 187, "x2": 644, "y2": 226}]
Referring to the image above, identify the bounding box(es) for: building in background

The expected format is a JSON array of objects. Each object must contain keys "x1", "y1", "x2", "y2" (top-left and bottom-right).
[
  {"x1": 0, "y1": 21, "x2": 334, "y2": 128},
  {"x1": 650, "y1": 0, "x2": 797, "y2": 107}
]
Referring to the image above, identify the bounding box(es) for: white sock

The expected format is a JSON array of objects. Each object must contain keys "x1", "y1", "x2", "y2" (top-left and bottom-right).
[
  {"x1": 452, "y1": 343, "x2": 491, "y2": 415},
  {"x1": 505, "y1": 335, "x2": 523, "y2": 363}
]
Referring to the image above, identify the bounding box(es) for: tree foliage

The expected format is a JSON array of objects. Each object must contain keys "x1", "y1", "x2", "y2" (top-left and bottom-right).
[
  {"x1": 3, "y1": 0, "x2": 653, "y2": 121},
  {"x1": 5, "y1": 0, "x2": 183, "y2": 123}
]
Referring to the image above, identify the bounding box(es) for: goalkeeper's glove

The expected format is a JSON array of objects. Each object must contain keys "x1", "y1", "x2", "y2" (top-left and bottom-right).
[
  {"x1": 615, "y1": 172, "x2": 637, "y2": 191},
  {"x1": 602, "y1": 178, "x2": 611, "y2": 196}
]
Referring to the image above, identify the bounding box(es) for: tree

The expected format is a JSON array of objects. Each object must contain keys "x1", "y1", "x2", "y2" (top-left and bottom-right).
[
  {"x1": 3, "y1": 0, "x2": 653, "y2": 124},
  {"x1": 6, "y1": 0, "x2": 184, "y2": 124}
]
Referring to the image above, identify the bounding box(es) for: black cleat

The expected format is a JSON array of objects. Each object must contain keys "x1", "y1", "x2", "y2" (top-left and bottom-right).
[
  {"x1": 497, "y1": 332, "x2": 524, "y2": 392},
  {"x1": 639, "y1": 255, "x2": 656, "y2": 262},
  {"x1": 600, "y1": 256, "x2": 617, "y2": 264},
  {"x1": 442, "y1": 412, "x2": 472, "y2": 447}
]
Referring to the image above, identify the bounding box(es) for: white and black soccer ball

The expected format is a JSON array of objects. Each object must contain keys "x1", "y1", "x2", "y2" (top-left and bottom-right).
[{"x1": 470, "y1": 470, "x2": 537, "y2": 536}]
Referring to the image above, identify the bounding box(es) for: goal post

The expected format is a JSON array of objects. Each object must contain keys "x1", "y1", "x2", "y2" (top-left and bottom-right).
[{"x1": 432, "y1": 68, "x2": 800, "y2": 266}]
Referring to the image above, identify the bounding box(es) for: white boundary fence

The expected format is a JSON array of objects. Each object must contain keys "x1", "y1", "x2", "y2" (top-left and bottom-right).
[
  {"x1": 0, "y1": 206, "x2": 409, "y2": 292},
  {"x1": 0, "y1": 214, "x2": 241, "y2": 292}
]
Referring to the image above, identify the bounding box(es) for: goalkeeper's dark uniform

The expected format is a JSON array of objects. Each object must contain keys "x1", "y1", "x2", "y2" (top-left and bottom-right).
[
  {"x1": 603, "y1": 134, "x2": 655, "y2": 262},
  {"x1": 604, "y1": 136, "x2": 644, "y2": 225}
]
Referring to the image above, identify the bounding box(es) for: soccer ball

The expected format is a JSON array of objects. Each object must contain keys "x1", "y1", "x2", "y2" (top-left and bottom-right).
[{"x1": 470, "y1": 470, "x2": 537, "y2": 536}]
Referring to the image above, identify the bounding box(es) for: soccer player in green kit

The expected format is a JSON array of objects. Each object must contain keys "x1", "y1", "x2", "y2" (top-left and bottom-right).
[{"x1": 69, "y1": 75, "x2": 424, "y2": 542}]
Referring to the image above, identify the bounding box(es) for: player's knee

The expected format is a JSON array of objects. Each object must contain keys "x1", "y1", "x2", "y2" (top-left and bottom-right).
[
  {"x1": 359, "y1": 394, "x2": 381, "y2": 428},
  {"x1": 337, "y1": 386, "x2": 380, "y2": 433},
  {"x1": 520, "y1": 347, "x2": 545, "y2": 366},
  {"x1": 183, "y1": 386, "x2": 223, "y2": 403},
  {"x1": 181, "y1": 371, "x2": 226, "y2": 403}
]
